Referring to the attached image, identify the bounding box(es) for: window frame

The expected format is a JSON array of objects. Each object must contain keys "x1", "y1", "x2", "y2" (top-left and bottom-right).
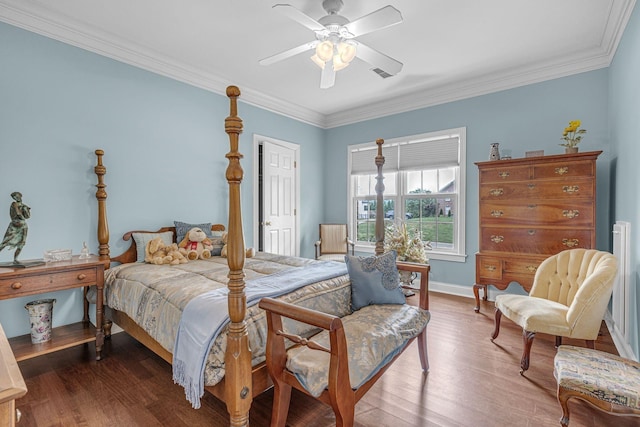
[{"x1": 347, "y1": 127, "x2": 467, "y2": 263}]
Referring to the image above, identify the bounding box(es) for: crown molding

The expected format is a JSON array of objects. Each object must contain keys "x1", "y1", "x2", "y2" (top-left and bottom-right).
[
  {"x1": 0, "y1": 1, "x2": 325, "y2": 127},
  {"x1": 1, "y1": 0, "x2": 635, "y2": 130}
]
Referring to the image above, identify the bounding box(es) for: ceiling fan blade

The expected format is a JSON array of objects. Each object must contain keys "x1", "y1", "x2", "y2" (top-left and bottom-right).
[
  {"x1": 320, "y1": 61, "x2": 335, "y2": 89},
  {"x1": 259, "y1": 41, "x2": 318, "y2": 66},
  {"x1": 344, "y1": 5, "x2": 402, "y2": 37},
  {"x1": 273, "y1": 4, "x2": 326, "y2": 32},
  {"x1": 355, "y1": 42, "x2": 403, "y2": 76}
]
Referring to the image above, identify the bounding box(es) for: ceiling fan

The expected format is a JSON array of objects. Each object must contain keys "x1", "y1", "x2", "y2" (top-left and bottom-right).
[{"x1": 259, "y1": 0, "x2": 404, "y2": 89}]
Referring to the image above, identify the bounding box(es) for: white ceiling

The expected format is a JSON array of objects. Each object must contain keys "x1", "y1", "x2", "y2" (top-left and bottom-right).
[{"x1": 0, "y1": 0, "x2": 635, "y2": 128}]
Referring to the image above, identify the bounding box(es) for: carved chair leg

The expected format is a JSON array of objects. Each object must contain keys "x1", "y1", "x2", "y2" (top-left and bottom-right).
[
  {"x1": 417, "y1": 329, "x2": 429, "y2": 372},
  {"x1": 520, "y1": 330, "x2": 536, "y2": 375},
  {"x1": 557, "y1": 386, "x2": 571, "y2": 427},
  {"x1": 585, "y1": 339, "x2": 595, "y2": 349},
  {"x1": 490, "y1": 308, "x2": 502, "y2": 341},
  {"x1": 555, "y1": 336, "x2": 562, "y2": 348},
  {"x1": 270, "y1": 380, "x2": 292, "y2": 427}
]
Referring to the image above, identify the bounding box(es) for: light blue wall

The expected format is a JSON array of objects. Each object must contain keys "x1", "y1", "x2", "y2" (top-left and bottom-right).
[
  {"x1": 0, "y1": 22, "x2": 325, "y2": 337},
  {"x1": 325, "y1": 70, "x2": 611, "y2": 291},
  {"x1": 2, "y1": 14, "x2": 637, "y2": 362},
  {"x1": 609, "y1": 4, "x2": 640, "y2": 359}
]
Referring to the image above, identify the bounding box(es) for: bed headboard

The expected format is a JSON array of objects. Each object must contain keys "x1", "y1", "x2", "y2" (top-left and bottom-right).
[{"x1": 109, "y1": 224, "x2": 226, "y2": 265}]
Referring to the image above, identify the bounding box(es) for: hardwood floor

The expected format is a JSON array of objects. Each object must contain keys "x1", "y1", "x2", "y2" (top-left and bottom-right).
[{"x1": 15, "y1": 292, "x2": 634, "y2": 426}]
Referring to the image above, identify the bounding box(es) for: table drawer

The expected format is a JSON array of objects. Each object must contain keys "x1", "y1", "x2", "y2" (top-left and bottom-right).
[
  {"x1": 0, "y1": 268, "x2": 97, "y2": 298},
  {"x1": 476, "y1": 255, "x2": 503, "y2": 281}
]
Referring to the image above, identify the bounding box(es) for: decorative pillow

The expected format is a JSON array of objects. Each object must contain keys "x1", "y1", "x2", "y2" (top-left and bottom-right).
[
  {"x1": 209, "y1": 230, "x2": 225, "y2": 256},
  {"x1": 345, "y1": 250, "x2": 405, "y2": 310},
  {"x1": 174, "y1": 221, "x2": 213, "y2": 244},
  {"x1": 132, "y1": 231, "x2": 174, "y2": 263}
]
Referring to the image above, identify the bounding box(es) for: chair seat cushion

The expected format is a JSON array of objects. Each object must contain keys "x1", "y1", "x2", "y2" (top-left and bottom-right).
[
  {"x1": 286, "y1": 304, "x2": 430, "y2": 397},
  {"x1": 554, "y1": 345, "x2": 640, "y2": 410},
  {"x1": 495, "y1": 294, "x2": 571, "y2": 336},
  {"x1": 317, "y1": 254, "x2": 347, "y2": 262}
]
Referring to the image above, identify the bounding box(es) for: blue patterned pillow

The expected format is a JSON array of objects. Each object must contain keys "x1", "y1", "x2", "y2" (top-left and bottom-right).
[
  {"x1": 174, "y1": 221, "x2": 213, "y2": 244},
  {"x1": 209, "y1": 230, "x2": 225, "y2": 256},
  {"x1": 345, "y1": 250, "x2": 405, "y2": 310},
  {"x1": 132, "y1": 231, "x2": 174, "y2": 263}
]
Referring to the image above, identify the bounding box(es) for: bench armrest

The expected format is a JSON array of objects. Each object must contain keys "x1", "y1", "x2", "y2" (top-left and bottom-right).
[{"x1": 396, "y1": 261, "x2": 430, "y2": 310}]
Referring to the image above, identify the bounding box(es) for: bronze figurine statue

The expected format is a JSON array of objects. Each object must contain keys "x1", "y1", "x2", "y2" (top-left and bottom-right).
[{"x1": 0, "y1": 192, "x2": 31, "y2": 264}]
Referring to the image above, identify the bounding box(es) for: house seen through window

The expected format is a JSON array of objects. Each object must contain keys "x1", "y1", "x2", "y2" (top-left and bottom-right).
[{"x1": 349, "y1": 128, "x2": 467, "y2": 262}]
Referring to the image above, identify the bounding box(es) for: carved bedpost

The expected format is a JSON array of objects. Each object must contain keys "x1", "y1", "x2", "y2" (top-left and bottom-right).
[
  {"x1": 94, "y1": 149, "x2": 110, "y2": 267},
  {"x1": 224, "y1": 86, "x2": 251, "y2": 427},
  {"x1": 374, "y1": 139, "x2": 385, "y2": 256}
]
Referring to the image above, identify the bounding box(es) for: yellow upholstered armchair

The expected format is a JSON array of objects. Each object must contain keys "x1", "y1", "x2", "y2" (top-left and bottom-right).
[
  {"x1": 314, "y1": 224, "x2": 354, "y2": 262},
  {"x1": 491, "y1": 249, "x2": 618, "y2": 374}
]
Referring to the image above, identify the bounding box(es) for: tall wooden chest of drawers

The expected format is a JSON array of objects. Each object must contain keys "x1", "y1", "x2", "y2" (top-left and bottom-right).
[{"x1": 473, "y1": 151, "x2": 601, "y2": 312}]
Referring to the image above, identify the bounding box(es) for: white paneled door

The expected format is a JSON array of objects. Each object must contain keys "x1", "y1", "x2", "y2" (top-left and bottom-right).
[{"x1": 262, "y1": 140, "x2": 297, "y2": 256}]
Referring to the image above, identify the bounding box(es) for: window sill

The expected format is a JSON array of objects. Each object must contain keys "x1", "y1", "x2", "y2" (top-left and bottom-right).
[{"x1": 354, "y1": 244, "x2": 467, "y2": 263}]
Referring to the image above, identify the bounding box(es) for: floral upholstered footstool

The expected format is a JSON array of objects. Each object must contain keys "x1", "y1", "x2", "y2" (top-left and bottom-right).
[{"x1": 553, "y1": 345, "x2": 640, "y2": 426}]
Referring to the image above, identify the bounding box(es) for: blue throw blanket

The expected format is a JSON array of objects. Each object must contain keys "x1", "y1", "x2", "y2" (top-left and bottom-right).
[{"x1": 172, "y1": 260, "x2": 348, "y2": 408}]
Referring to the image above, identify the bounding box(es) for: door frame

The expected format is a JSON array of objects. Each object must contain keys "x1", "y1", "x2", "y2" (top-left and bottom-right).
[{"x1": 252, "y1": 134, "x2": 301, "y2": 256}]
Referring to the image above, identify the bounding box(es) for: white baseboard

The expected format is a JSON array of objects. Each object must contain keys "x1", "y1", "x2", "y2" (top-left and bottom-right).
[{"x1": 604, "y1": 311, "x2": 638, "y2": 361}]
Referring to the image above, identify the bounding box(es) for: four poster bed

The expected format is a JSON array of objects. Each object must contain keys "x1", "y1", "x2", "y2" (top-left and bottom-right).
[{"x1": 93, "y1": 86, "x2": 430, "y2": 426}]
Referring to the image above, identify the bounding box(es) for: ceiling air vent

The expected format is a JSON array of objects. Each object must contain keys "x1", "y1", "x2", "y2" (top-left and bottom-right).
[{"x1": 371, "y1": 68, "x2": 393, "y2": 79}]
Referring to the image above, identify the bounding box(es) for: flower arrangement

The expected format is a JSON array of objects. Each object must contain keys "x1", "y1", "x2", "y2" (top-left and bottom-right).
[
  {"x1": 560, "y1": 120, "x2": 587, "y2": 148},
  {"x1": 384, "y1": 220, "x2": 430, "y2": 264}
]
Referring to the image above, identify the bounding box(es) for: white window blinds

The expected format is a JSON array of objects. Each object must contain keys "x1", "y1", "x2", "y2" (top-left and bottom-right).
[
  {"x1": 351, "y1": 136, "x2": 459, "y2": 174},
  {"x1": 399, "y1": 137, "x2": 459, "y2": 170},
  {"x1": 350, "y1": 144, "x2": 399, "y2": 175}
]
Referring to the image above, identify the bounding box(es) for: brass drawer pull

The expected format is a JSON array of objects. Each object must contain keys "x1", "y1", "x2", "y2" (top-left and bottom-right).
[
  {"x1": 485, "y1": 265, "x2": 496, "y2": 272},
  {"x1": 527, "y1": 204, "x2": 537, "y2": 209},
  {"x1": 562, "y1": 238, "x2": 579, "y2": 248},
  {"x1": 489, "y1": 188, "x2": 504, "y2": 197},
  {"x1": 77, "y1": 273, "x2": 87, "y2": 280},
  {"x1": 555, "y1": 167, "x2": 569, "y2": 175},
  {"x1": 490, "y1": 210, "x2": 504, "y2": 217},
  {"x1": 498, "y1": 171, "x2": 510, "y2": 179},
  {"x1": 562, "y1": 209, "x2": 580, "y2": 219},
  {"x1": 527, "y1": 230, "x2": 536, "y2": 236},
  {"x1": 527, "y1": 183, "x2": 536, "y2": 189},
  {"x1": 11, "y1": 282, "x2": 22, "y2": 290},
  {"x1": 491, "y1": 235, "x2": 504, "y2": 243},
  {"x1": 525, "y1": 265, "x2": 537, "y2": 273},
  {"x1": 563, "y1": 185, "x2": 579, "y2": 194}
]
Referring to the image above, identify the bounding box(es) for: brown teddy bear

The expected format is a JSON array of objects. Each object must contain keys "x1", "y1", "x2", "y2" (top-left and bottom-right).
[
  {"x1": 220, "y1": 232, "x2": 255, "y2": 258},
  {"x1": 178, "y1": 227, "x2": 213, "y2": 260},
  {"x1": 145, "y1": 237, "x2": 188, "y2": 265}
]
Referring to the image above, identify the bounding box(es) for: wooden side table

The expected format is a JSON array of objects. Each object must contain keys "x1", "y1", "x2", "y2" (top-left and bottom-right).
[{"x1": 0, "y1": 256, "x2": 105, "y2": 361}]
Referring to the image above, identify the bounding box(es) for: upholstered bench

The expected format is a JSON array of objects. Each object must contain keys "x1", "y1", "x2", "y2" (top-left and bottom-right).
[
  {"x1": 258, "y1": 299, "x2": 430, "y2": 427},
  {"x1": 554, "y1": 345, "x2": 640, "y2": 426}
]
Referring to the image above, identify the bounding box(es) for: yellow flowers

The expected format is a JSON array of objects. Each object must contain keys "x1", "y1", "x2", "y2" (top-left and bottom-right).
[{"x1": 560, "y1": 120, "x2": 587, "y2": 148}]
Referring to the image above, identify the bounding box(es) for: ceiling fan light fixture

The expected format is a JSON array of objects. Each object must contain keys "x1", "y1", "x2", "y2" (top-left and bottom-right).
[
  {"x1": 337, "y1": 41, "x2": 356, "y2": 63},
  {"x1": 332, "y1": 55, "x2": 350, "y2": 71},
  {"x1": 315, "y1": 40, "x2": 334, "y2": 62},
  {"x1": 310, "y1": 53, "x2": 325, "y2": 69}
]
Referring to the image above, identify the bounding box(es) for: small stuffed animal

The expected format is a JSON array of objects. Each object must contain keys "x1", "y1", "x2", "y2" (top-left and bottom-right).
[
  {"x1": 144, "y1": 237, "x2": 187, "y2": 265},
  {"x1": 164, "y1": 242, "x2": 188, "y2": 265},
  {"x1": 178, "y1": 227, "x2": 213, "y2": 260},
  {"x1": 220, "y1": 232, "x2": 255, "y2": 258}
]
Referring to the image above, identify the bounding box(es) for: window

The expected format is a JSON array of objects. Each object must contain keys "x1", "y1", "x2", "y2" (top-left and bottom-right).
[{"x1": 348, "y1": 128, "x2": 466, "y2": 262}]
